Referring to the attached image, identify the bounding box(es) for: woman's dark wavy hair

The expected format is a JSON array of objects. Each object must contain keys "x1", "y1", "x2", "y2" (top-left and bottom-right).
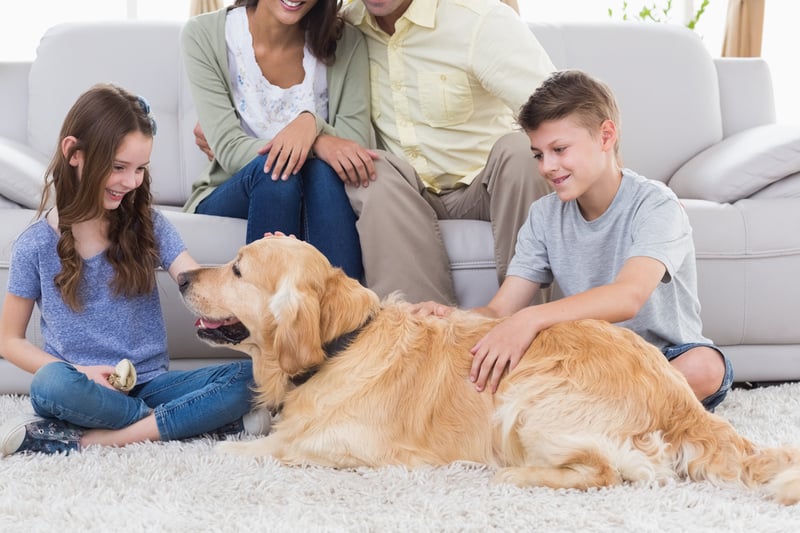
[
  {"x1": 38, "y1": 83, "x2": 159, "y2": 311},
  {"x1": 232, "y1": 0, "x2": 344, "y2": 64}
]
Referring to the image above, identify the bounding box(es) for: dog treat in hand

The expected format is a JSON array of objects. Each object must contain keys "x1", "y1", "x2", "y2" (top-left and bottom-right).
[{"x1": 108, "y1": 358, "x2": 137, "y2": 392}]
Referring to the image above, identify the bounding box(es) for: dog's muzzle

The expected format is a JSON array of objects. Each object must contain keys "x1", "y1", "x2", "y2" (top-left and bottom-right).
[{"x1": 197, "y1": 322, "x2": 251, "y2": 345}]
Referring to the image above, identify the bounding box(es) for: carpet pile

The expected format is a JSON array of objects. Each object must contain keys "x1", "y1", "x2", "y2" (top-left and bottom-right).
[{"x1": 1, "y1": 383, "x2": 800, "y2": 532}]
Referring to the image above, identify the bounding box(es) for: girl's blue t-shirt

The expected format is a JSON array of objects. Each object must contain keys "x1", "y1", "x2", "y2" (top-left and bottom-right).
[{"x1": 7, "y1": 209, "x2": 186, "y2": 383}]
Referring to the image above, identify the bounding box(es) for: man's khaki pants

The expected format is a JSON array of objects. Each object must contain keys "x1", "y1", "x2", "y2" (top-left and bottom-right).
[{"x1": 346, "y1": 132, "x2": 551, "y2": 306}]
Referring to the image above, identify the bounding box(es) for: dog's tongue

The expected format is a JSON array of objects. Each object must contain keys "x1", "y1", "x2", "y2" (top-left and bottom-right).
[{"x1": 195, "y1": 318, "x2": 225, "y2": 329}]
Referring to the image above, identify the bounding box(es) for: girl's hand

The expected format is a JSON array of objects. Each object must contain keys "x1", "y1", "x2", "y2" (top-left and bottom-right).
[
  {"x1": 408, "y1": 301, "x2": 455, "y2": 318},
  {"x1": 75, "y1": 364, "x2": 119, "y2": 391},
  {"x1": 263, "y1": 231, "x2": 297, "y2": 239},
  {"x1": 312, "y1": 135, "x2": 379, "y2": 187},
  {"x1": 259, "y1": 112, "x2": 317, "y2": 180},
  {"x1": 470, "y1": 311, "x2": 539, "y2": 393}
]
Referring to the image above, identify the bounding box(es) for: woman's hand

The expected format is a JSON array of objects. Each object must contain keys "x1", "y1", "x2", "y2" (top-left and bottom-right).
[
  {"x1": 75, "y1": 364, "x2": 119, "y2": 391},
  {"x1": 259, "y1": 112, "x2": 317, "y2": 180},
  {"x1": 312, "y1": 135, "x2": 379, "y2": 187},
  {"x1": 469, "y1": 309, "x2": 540, "y2": 393}
]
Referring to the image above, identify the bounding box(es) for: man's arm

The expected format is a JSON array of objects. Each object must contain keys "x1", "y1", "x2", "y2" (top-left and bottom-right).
[{"x1": 471, "y1": 5, "x2": 556, "y2": 112}]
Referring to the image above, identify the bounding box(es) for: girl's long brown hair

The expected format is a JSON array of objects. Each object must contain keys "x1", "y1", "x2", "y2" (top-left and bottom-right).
[
  {"x1": 38, "y1": 84, "x2": 160, "y2": 311},
  {"x1": 232, "y1": 0, "x2": 344, "y2": 64}
]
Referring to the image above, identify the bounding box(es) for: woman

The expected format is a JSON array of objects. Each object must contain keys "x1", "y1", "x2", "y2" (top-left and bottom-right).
[{"x1": 182, "y1": 0, "x2": 375, "y2": 279}]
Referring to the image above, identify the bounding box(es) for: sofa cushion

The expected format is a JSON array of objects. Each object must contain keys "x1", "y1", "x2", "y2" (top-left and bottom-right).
[
  {"x1": 669, "y1": 124, "x2": 800, "y2": 202},
  {"x1": 0, "y1": 138, "x2": 46, "y2": 208},
  {"x1": 748, "y1": 172, "x2": 800, "y2": 199}
]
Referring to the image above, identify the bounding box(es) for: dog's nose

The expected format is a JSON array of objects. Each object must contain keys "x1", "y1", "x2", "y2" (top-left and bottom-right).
[{"x1": 177, "y1": 271, "x2": 191, "y2": 294}]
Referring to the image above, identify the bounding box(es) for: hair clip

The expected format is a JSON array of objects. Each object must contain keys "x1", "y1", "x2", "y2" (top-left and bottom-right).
[{"x1": 136, "y1": 95, "x2": 158, "y2": 136}]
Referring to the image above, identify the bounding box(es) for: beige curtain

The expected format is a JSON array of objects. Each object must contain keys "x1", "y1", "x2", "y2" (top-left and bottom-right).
[
  {"x1": 721, "y1": 0, "x2": 766, "y2": 57},
  {"x1": 190, "y1": 0, "x2": 223, "y2": 16}
]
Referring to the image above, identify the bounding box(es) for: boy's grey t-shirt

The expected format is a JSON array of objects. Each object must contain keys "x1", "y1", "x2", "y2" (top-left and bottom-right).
[
  {"x1": 7, "y1": 209, "x2": 186, "y2": 383},
  {"x1": 508, "y1": 169, "x2": 709, "y2": 350}
]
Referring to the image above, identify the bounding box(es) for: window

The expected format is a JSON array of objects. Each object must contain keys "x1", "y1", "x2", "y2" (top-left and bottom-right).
[{"x1": 519, "y1": 1, "x2": 799, "y2": 122}]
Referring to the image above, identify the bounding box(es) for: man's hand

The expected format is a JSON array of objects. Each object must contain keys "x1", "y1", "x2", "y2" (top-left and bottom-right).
[
  {"x1": 312, "y1": 135, "x2": 378, "y2": 187},
  {"x1": 193, "y1": 122, "x2": 214, "y2": 161},
  {"x1": 259, "y1": 112, "x2": 317, "y2": 180},
  {"x1": 469, "y1": 310, "x2": 539, "y2": 393}
]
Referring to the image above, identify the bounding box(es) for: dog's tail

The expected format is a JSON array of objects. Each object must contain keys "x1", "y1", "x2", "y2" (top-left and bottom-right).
[{"x1": 672, "y1": 408, "x2": 800, "y2": 505}]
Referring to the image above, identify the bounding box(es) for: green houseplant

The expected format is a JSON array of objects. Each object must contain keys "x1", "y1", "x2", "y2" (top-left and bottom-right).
[{"x1": 608, "y1": 0, "x2": 710, "y2": 30}]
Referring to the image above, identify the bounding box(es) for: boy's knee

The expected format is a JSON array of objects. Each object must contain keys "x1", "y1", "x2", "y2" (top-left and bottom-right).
[{"x1": 673, "y1": 347, "x2": 728, "y2": 400}]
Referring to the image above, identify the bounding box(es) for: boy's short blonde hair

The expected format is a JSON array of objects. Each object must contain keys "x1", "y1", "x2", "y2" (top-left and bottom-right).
[{"x1": 518, "y1": 69, "x2": 621, "y2": 158}]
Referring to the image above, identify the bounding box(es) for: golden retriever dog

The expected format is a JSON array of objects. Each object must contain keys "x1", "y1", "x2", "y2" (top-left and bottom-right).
[{"x1": 178, "y1": 236, "x2": 800, "y2": 505}]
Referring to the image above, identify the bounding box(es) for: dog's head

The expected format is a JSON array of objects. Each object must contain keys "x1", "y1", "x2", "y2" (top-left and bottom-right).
[{"x1": 179, "y1": 236, "x2": 379, "y2": 395}]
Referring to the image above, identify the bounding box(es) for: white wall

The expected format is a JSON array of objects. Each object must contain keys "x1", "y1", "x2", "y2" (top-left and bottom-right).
[
  {"x1": 0, "y1": 0, "x2": 188, "y2": 62},
  {"x1": 519, "y1": 0, "x2": 799, "y2": 123}
]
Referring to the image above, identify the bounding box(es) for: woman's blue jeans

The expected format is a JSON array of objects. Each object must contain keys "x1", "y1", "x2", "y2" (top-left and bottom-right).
[
  {"x1": 196, "y1": 155, "x2": 364, "y2": 280},
  {"x1": 29, "y1": 360, "x2": 255, "y2": 441}
]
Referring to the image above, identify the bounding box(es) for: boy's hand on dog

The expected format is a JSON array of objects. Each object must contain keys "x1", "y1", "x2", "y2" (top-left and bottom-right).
[{"x1": 470, "y1": 310, "x2": 539, "y2": 393}]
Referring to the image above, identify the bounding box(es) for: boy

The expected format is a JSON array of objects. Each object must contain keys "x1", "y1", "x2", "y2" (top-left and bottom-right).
[{"x1": 417, "y1": 70, "x2": 732, "y2": 411}]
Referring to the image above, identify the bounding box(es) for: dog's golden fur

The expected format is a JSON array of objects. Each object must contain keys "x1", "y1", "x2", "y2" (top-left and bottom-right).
[{"x1": 179, "y1": 236, "x2": 800, "y2": 504}]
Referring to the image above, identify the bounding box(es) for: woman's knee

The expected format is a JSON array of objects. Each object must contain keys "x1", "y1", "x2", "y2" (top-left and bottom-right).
[{"x1": 303, "y1": 159, "x2": 348, "y2": 198}]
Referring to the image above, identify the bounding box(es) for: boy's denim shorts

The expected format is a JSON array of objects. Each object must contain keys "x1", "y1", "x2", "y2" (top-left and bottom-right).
[{"x1": 662, "y1": 342, "x2": 734, "y2": 411}]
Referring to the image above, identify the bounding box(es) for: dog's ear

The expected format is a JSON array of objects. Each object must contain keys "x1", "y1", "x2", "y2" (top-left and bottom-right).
[
  {"x1": 318, "y1": 268, "x2": 378, "y2": 341},
  {"x1": 271, "y1": 279, "x2": 327, "y2": 377}
]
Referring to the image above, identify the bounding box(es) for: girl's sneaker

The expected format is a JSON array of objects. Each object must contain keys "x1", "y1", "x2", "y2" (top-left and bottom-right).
[
  {"x1": 0, "y1": 416, "x2": 82, "y2": 456},
  {"x1": 203, "y1": 409, "x2": 273, "y2": 440}
]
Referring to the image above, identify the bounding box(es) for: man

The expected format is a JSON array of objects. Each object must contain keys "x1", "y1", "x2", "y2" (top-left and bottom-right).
[{"x1": 342, "y1": 0, "x2": 556, "y2": 305}]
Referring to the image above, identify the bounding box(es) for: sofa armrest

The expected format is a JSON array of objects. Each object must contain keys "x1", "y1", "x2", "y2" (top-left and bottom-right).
[
  {"x1": 0, "y1": 138, "x2": 48, "y2": 209},
  {"x1": 715, "y1": 57, "x2": 776, "y2": 137},
  {"x1": 0, "y1": 62, "x2": 31, "y2": 143},
  {"x1": 668, "y1": 124, "x2": 800, "y2": 202}
]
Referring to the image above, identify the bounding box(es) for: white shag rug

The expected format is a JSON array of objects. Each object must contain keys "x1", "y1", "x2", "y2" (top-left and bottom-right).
[{"x1": 1, "y1": 384, "x2": 800, "y2": 533}]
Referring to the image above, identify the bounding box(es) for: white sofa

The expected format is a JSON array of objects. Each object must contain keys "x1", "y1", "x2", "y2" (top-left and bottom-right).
[{"x1": 1, "y1": 20, "x2": 800, "y2": 394}]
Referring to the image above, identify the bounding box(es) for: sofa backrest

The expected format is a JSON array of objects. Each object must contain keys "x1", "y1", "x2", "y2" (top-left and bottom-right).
[
  {"x1": 27, "y1": 21, "x2": 206, "y2": 207},
  {"x1": 25, "y1": 20, "x2": 727, "y2": 202},
  {"x1": 529, "y1": 21, "x2": 723, "y2": 184}
]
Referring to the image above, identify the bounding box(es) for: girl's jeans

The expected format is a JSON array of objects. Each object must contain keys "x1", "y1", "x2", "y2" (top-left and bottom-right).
[
  {"x1": 196, "y1": 155, "x2": 364, "y2": 280},
  {"x1": 29, "y1": 360, "x2": 255, "y2": 440}
]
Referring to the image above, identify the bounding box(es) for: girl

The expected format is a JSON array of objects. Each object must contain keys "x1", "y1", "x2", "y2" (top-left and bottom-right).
[
  {"x1": 183, "y1": 0, "x2": 376, "y2": 279},
  {"x1": 0, "y1": 84, "x2": 269, "y2": 456}
]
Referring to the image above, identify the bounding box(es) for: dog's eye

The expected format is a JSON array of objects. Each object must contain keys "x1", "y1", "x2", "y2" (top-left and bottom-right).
[{"x1": 232, "y1": 263, "x2": 242, "y2": 278}]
